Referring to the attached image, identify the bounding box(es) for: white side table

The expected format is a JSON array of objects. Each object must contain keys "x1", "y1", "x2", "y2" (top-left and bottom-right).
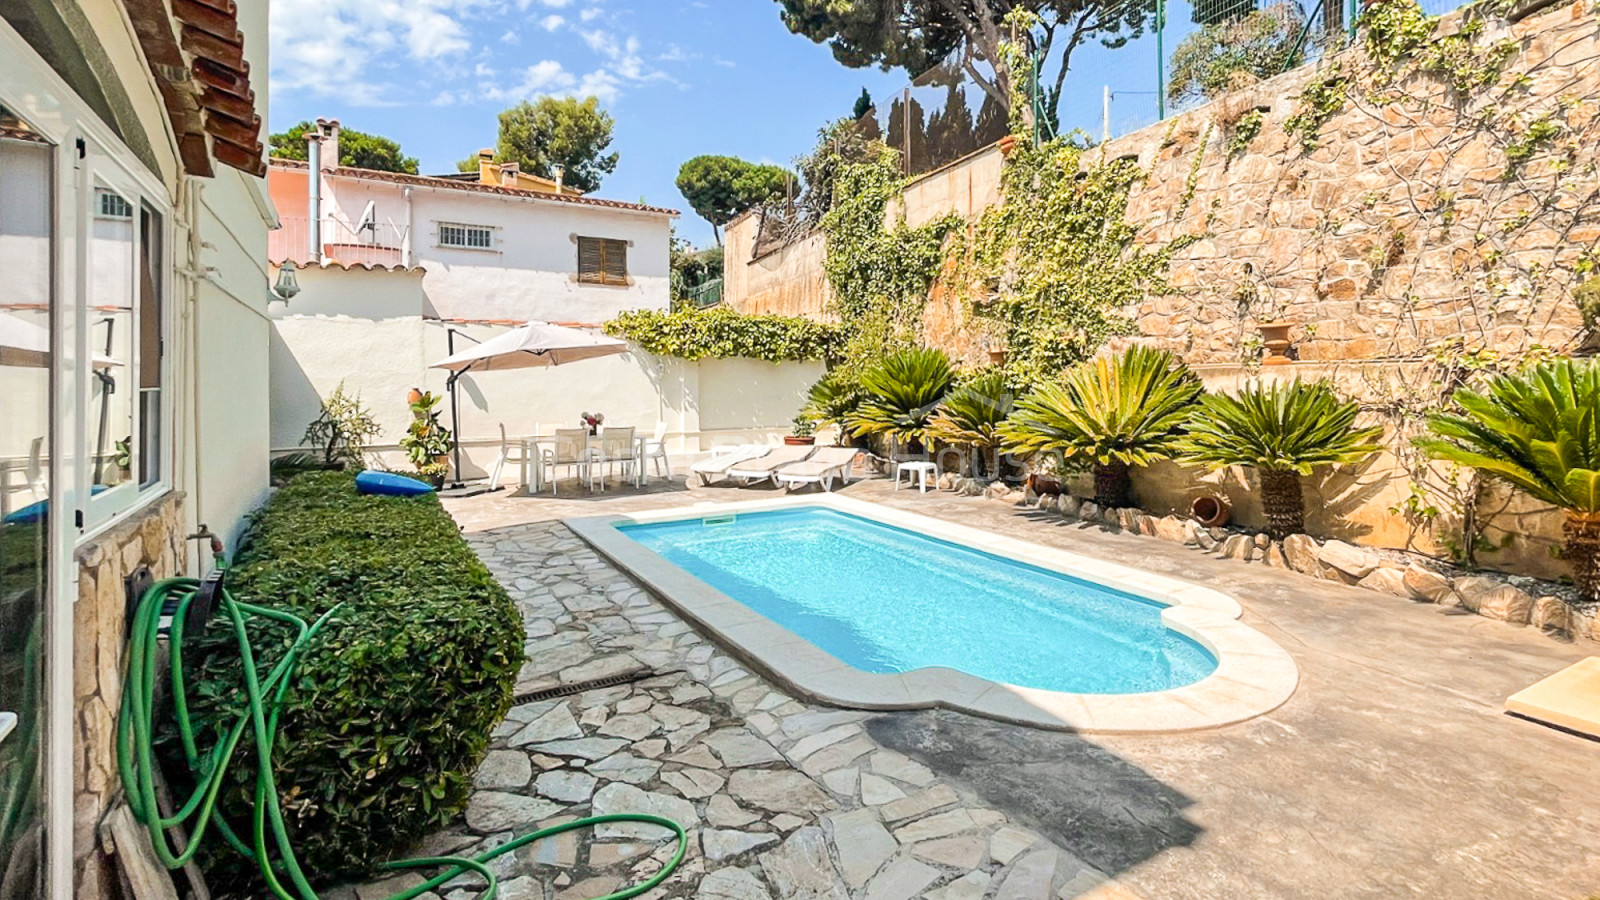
[{"x1": 895, "y1": 461, "x2": 938, "y2": 493}]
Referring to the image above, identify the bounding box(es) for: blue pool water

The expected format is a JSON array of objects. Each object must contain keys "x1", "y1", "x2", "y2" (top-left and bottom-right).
[{"x1": 619, "y1": 507, "x2": 1217, "y2": 694}]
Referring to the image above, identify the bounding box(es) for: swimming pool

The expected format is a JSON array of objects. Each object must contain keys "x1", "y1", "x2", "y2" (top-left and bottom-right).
[
  {"x1": 621, "y1": 507, "x2": 1216, "y2": 694},
  {"x1": 569, "y1": 494, "x2": 1298, "y2": 732}
]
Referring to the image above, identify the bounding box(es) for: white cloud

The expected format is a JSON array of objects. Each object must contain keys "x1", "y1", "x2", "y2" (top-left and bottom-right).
[
  {"x1": 539, "y1": 14, "x2": 566, "y2": 31},
  {"x1": 270, "y1": 0, "x2": 491, "y2": 104},
  {"x1": 579, "y1": 7, "x2": 604, "y2": 22},
  {"x1": 500, "y1": 29, "x2": 521, "y2": 44}
]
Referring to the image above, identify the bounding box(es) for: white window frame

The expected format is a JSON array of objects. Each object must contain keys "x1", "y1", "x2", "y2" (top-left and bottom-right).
[{"x1": 437, "y1": 221, "x2": 495, "y2": 250}]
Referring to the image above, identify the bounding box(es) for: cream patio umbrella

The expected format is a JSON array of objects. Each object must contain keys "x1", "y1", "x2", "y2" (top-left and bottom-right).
[{"x1": 429, "y1": 321, "x2": 630, "y2": 486}]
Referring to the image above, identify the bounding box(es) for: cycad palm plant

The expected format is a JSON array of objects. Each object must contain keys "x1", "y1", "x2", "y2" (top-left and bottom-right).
[
  {"x1": 1416, "y1": 358, "x2": 1600, "y2": 602},
  {"x1": 999, "y1": 346, "x2": 1202, "y2": 508},
  {"x1": 1176, "y1": 379, "x2": 1382, "y2": 540},
  {"x1": 802, "y1": 369, "x2": 867, "y2": 444},
  {"x1": 929, "y1": 372, "x2": 1014, "y2": 478},
  {"x1": 848, "y1": 348, "x2": 955, "y2": 453}
]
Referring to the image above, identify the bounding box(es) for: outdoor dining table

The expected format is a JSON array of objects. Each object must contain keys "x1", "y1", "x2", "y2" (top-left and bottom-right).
[{"x1": 518, "y1": 432, "x2": 646, "y2": 492}]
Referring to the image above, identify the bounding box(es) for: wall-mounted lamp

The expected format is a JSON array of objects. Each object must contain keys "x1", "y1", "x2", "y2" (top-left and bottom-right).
[{"x1": 270, "y1": 260, "x2": 301, "y2": 303}]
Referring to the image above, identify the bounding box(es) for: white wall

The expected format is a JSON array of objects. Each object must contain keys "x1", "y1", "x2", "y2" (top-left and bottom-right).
[
  {"x1": 310, "y1": 173, "x2": 674, "y2": 324},
  {"x1": 269, "y1": 264, "x2": 825, "y2": 479}
]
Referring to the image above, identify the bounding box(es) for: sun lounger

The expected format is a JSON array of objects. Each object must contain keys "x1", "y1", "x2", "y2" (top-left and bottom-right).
[
  {"x1": 726, "y1": 445, "x2": 818, "y2": 485},
  {"x1": 691, "y1": 445, "x2": 771, "y2": 485},
  {"x1": 774, "y1": 446, "x2": 862, "y2": 492}
]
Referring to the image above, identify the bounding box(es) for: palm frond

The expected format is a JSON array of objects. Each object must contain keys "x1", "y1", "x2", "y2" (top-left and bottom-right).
[
  {"x1": 1420, "y1": 357, "x2": 1600, "y2": 512},
  {"x1": 847, "y1": 347, "x2": 956, "y2": 445},
  {"x1": 998, "y1": 346, "x2": 1202, "y2": 466},
  {"x1": 1175, "y1": 379, "x2": 1383, "y2": 475}
]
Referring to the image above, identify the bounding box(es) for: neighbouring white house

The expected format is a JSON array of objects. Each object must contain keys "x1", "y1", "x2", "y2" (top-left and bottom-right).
[
  {"x1": 1, "y1": 0, "x2": 276, "y2": 896},
  {"x1": 267, "y1": 125, "x2": 822, "y2": 478}
]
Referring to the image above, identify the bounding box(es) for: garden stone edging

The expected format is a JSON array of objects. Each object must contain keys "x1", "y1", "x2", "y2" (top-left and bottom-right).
[{"x1": 936, "y1": 475, "x2": 1599, "y2": 642}]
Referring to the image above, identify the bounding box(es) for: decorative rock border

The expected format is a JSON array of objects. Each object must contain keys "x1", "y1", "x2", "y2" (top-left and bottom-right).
[
  {"x1": 939, "y1": 473, "x2": 1600, "y2": 642},
  {"x1": 567, "y1": 494, "x2": 1299, "y2": 735}
]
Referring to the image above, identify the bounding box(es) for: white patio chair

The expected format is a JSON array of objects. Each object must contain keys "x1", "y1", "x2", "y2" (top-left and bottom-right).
[
  {"x1": 596, "y1": 426, "x2": 638, "y2": 489},
  {"x1": 641, "y1": 422, "x2": 672, "y2": 483},
  {"x1": 544, "y1": 428, "x2": 598, "y2": 495},
  {"x1": 488, "y1": 424, "x2": 535, "y2": 490}
]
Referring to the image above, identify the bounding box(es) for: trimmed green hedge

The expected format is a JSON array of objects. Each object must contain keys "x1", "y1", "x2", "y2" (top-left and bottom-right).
[
  {"x1": 180, "y1": 472, "x2": 522, "y2": 888},
  {"x1": 605, "y1": 306, "x2": 843, "y2": 362}
]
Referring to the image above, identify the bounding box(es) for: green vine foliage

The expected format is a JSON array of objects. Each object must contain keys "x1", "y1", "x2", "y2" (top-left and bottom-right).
[
  {"x1": 1284, "y1": 72, "x2": 1351, "y2": 152},
  {"x1": 821, "y1": 144, "x2": 960, "y2": 380},
  {"x1": 960, "y1": 138, "x2": 1199, "y2": 389},
  {"x1": 604, "y1": 306, "x2": 842, "y2": 362}
]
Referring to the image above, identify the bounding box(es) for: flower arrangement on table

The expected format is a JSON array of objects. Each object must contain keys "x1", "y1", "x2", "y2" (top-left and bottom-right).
[{"x1": 580, "y1": 411, "x2": 606, "y2": 435}]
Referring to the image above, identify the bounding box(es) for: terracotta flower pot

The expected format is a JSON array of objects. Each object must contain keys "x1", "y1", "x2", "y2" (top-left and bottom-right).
[
  {"x1": 1191, "y1": 494, "x2": 1232, "y2": 528},
  {"x1": 987, "y1": 349, "x2": 1009, "y2": 365},
  {"x1": 1257, "y1": 321, "x2": 1294, "y2": 366},
  {"x1": 998, "y1": 135, "x2": 1020, "y2": 157},
  {"x1": 784, "y1": 435, "x2": 816, "y2": 446},
  {"x1": 406, "y1": 387, "x2": 424, "y2": 405}
]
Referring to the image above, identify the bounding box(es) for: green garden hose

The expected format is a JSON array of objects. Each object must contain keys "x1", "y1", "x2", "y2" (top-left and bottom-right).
[{"x1": 116, "y1": 563, "x2": 687, "y2": 900}]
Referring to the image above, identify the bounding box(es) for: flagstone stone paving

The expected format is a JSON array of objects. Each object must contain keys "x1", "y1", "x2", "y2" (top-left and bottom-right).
[
  {"x1": 336, "y1": 518, "x2": 1135, "y2": 900},
  {"x1": 334, "y1": 477, "x2": 1600, "y2": 899}
]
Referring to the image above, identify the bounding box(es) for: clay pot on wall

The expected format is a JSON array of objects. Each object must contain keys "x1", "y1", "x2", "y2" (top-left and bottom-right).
[
  {"x1": 987, "y1": 349, "x2": 1009, "y2": 365},
  {"x1": 998, "y1": 135, "x2": 1020, "y2": 157},
  {"x1": 1257, "y1": 322, "x2": 1294, "y2": 366},
  {"x1": 784, "y1": 435, "x2": 816, "y2": 446},
  {"x1": 1191, "y1": 494, "x2": 1233, "y2": 528}
]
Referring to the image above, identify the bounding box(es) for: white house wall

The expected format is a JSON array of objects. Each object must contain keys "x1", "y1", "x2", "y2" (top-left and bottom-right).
[
  {"x1": 270, "y1": 268, "x2": 824, "y2": 478},
  {"x1": 317, "y1": 175, "x2": 673, "y2": 323}
]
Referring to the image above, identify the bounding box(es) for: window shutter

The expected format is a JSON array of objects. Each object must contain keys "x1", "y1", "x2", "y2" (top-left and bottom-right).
[
  {"x1": 602, "y1": 240, "x2": 628, "y2": 285},
  {"x1": 578, "y1": 238, "x2": 605, "y2": 284}
]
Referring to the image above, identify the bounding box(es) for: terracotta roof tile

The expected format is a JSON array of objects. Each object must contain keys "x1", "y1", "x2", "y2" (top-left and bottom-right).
[{"x1": 269, "y1": 158, "x2": 679, "y2": 216}]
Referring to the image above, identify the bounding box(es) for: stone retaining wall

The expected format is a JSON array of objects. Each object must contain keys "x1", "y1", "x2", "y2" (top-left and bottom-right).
[{"x1": 73, "y1": 494, "x2": 187, "y2": 900}]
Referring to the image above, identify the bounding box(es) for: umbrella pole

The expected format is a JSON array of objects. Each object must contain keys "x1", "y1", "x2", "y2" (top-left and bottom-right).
[{"x1": 447, "y1": 328, "x2": 465, "y2": 489}]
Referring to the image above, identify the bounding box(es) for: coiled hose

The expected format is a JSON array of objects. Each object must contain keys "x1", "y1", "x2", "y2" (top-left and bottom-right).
[{"x1": 116, "y1": 565, "x2": 687, "y2": 900}]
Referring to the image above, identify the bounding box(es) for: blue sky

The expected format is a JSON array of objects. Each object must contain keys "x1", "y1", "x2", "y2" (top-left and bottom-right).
[{"x1": 267, "y1": 1, "x2": 1188, "y2": 249}]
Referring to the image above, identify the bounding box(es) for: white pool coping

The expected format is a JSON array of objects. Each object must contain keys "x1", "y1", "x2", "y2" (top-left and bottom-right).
[{"x1": 566, "y1": 494, "x2": 1298, "y2": 733}]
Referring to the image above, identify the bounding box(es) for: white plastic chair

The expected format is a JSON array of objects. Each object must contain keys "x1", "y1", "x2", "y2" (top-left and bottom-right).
[
  {"x1": 641, "y1": 423, "x2": 672, "y2": 483},
  {"x1": 488, "y1": 424, "x2": 535, "y2": 490},
  {"x1": 544, "y1": 428, "x2": 598, "y2": 495},
  {"x1": 596, "y1": 426, "x2": 638, "y2": 489}
]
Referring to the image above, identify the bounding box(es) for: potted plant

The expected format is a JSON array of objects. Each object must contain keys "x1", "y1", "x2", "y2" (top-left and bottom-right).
[
  {"x1": 1257, "y1": 321, "x2": 1295, "y2": 366},
  {"x1": 400, "y1": 390, "x2": 454, "y2": 487},
  {"x1": 786, "y1": 415, "x2": 817, "y2": 446},
  {"x1": 580, "y1": 411, "x2": 605, "y2": 435}
]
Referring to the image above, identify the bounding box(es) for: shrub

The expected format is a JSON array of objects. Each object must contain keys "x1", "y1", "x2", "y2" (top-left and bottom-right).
[
  {"x1": 1167, "y1": 5, "x2": 1306, "y2": 107},
  {"x1": 604, "y1": 306, "x2": 843, "y2": 362},
  {"x1": 847, "y1": 347, "x2": 955, "y2": 453},
  {"x1": 929, "y1": 372, "x2": 1014, "y2": 479},
  {"x1": 177, "y1": 472, "x2": 522, "y2": 889},
  {"x1": 1176, "y1": 379, "x2": 1383, "y2": 540},
  {"x1": 802, "y1": 369, "x2": 868, "y2": 442},
  {"x1": 301, "y1": 381, "x2": 382, "y2": 469},
  {"x1": 1417, "y1": 358, "x2": 1600, "y2": 601},
  {"x1": 1000, "y1": 346, "x2": 1202, "y2": 507}
]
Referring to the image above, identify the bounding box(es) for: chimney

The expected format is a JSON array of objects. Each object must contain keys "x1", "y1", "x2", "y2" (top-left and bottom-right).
[
  {"x1": 322, "y1": 118, "x2": 341, "y2": 169},
  {"x1": 499, "y1": 162, "x2": 520, "y2": 187},
  {"x1": 552, "y1": 163, "x2": 565, "y2": 193}
]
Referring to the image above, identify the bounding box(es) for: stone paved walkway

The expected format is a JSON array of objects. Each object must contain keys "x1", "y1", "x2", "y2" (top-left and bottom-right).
[
  {"x1": 339, "y1": 518, "x2": 1137, "y2": 900},
  {"x1": 335, "y1": 477, "x2": 1600, "y2": 900}
]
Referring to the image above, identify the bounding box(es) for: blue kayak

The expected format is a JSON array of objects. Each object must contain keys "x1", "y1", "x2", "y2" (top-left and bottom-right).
[{"x1": 355, "y1": 470, "x2": 435, "y2": 497}]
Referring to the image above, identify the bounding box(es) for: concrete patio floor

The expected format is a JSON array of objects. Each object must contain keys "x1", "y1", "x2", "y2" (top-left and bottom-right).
[{"x1": 433, "y1": 475, "x2": 1600, "y2": 899}]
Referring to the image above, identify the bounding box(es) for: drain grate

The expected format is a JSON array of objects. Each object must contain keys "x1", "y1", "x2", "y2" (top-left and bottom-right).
[{"x1": 511, "y1": 667, "x2": 677, "y2": 705}]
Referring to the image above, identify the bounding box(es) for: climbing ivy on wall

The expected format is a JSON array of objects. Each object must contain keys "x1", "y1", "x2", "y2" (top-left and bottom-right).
[
  {"x1": 957, "y1": 137, "x2": 1206, "y2": 389},
  {"x1": 820, "y1": 145, "x2": 960, "y2": 380}
]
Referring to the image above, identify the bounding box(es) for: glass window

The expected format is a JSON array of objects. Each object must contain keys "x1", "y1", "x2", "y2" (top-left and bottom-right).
[
  {"x1": 438, "y1": 222, "x2": 492, "y2": 249},
  {"x1": 137, "y1": 205, "x2": 161, "y2": 488},
  {"x1": 577, "y1": 236, "x2": 628, "y2": 286},
  {"x1": 0, "y1": 106, "x2": 52, "y2": 900},
  {"x1": 88, "y1": 182, "x2": 136, "y2": 495}
]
